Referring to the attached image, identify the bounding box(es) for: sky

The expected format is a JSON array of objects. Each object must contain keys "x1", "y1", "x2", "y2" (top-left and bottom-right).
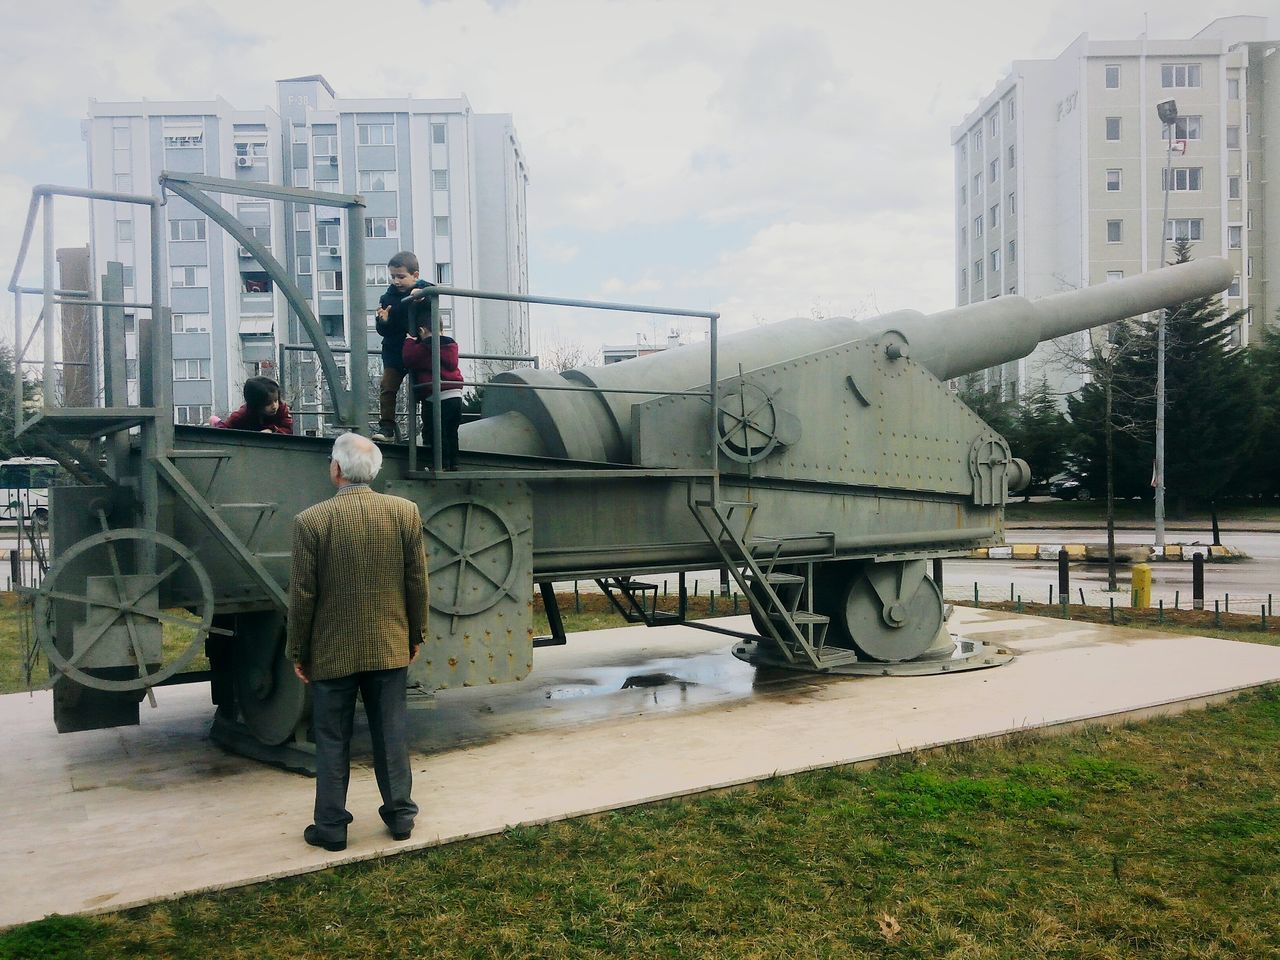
[{"x1": 0, "y1": 0, "x2": 1263, "y2": 357}]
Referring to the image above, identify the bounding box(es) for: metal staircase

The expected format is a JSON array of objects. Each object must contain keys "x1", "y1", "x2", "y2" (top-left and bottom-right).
[{"x1": 687, "y1": 484, "x2": 859, "y2": 670}]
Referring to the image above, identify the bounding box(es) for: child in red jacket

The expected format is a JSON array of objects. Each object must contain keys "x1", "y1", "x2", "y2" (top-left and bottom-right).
[
  {"x1": 401, "y1": 321, "x2": 463, "y2": 470},
  {"x1": 212, "y1": 376, "x2": 294, "y2": 434}
]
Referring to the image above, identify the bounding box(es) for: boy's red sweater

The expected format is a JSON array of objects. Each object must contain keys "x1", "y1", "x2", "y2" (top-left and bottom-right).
[{"x1": 401, "y1": 336, "x2": 463, "y2": 396}]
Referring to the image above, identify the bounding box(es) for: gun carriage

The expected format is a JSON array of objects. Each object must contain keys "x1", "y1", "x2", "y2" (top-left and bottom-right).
[{"x1": 8, "y1": 176, "x2": 1234, "y2": 769}]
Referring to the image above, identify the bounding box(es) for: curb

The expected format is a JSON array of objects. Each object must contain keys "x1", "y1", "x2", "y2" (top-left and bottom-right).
[{"x1": 970, "y1": 543, "x2": 1243, "y2": 563}]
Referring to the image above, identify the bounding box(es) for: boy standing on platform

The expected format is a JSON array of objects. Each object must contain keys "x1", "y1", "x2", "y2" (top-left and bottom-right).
[{"x1": 372, "y1": 251, "x2": 431, "y2": 442}]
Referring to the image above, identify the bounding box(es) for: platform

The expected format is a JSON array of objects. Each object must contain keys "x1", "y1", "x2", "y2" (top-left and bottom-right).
[{"x1": 4, "y1": 606, "x2": 1280, "y2": 929}]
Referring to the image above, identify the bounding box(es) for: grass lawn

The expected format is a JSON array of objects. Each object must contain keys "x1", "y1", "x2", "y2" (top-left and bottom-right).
[
  {"x1": 4, "y1": 597, "x2": 1280, "y2": 958},
  {"x1": 1005, "y1": 499, "x2": 1280, "y2": 525}
]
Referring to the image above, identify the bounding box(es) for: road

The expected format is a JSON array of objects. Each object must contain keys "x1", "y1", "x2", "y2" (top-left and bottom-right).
[{"x1": 941, "y1": 527, "x2": 1279, "y2": 611}]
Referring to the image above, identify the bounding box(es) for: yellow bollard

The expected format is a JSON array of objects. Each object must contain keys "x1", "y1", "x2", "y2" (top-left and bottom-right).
[{"x1": 1131, "y1": 563, "x2": 1152, "y2": 610}]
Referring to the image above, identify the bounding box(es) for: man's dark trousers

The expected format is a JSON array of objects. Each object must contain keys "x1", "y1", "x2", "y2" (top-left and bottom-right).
[{"x1": 311, "y1": 666, "x2": 418, "y2": 841}]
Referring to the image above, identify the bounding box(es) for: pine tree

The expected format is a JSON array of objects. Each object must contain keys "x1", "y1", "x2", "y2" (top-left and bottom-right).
[
  {"x1": 1004, "y1": 380, "x2": 1076, "y2": 498},
  {"x1": 0, "y1": 343, "x2": 38, "y2": 459},
  {"x1": 1246, "y1": 317, "x2": 1280, "y2": 499}
]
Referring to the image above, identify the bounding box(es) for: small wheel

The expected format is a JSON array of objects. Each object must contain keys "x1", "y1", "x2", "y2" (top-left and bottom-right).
[
  {"x1": 33, "y1": 528, "x2": 215, "y2": 692},
  {"x1": 32, "y1": 506, "x2": 49, "y2": 526},
  {"x1": 1075, "y1": 488, "x2": 1092, "y2": 502}
]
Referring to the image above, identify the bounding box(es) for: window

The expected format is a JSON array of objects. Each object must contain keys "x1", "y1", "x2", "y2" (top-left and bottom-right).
[
  {"x1": 1247, "y1": 210, "x2": 1253, "y2": 231},
  {"x1": 974, "y1": 214, "x2": 984, "y2": 238},
  {"x1": 365, "y1": 264, "x2": 390, "y2": 286},
  {"x1": 1228, "y1": 226, "x2": 1242, "y2": 249},
  {"x1": 115, "y1": 220, "x2": 132, "y2": 242},
  {"x1": 1167, "y1": 116, "x2": 1201, "y2": 140},
  {"x1": 1228, "y1": 78, "x2": 1240, "y2": 99},
  {"x1": 297, "y1": 255, "x2": 312, "y2": 275},
  {"x1": 168, "y1": 219, "x2": 206, "y2": 241},
  {"x1": 431, "y1": 122, "x2": 447, "y2": 144},
  {"x1": 1245, "y1": 114, "x2": 1251, "y2": 135},
  {"x1": 1007, "y1": 144, "x2": 1015, "y2": 168},
  {"x1": 321, "y1": 314, "x2": 344, "y2": 338},
  {"x1": 114, "y1": 174, "x2": 132, "y2": 193},
  {"x1": 294, "y1": 169, "x2": 310, "y2": 187},
  {"x1": 960, "y1": 267, "x2": 968, "y2": 290},
  {"x1": 1008, "y1": 191, "x2": 1016, "y2": 216},
  {"x1": 121, "y1": 266, "x2": 135, "y2": 289},
  {"x1": 433, "y1": 216, "x2": 450, "y2": 237},
  {"x1": 1105, "y1": 169, "x2": 1121, "y2": 191},
  {"x1": 315, "y1": 179, "x2": 342, "y2": 193},
  {"x1": 1228, "y1": 275, "x2": 1241, "y2": 298},
  {"x1": 112, "y1": 127, "x2": 130, "y2": 149},
  {"x1": 234, "y1": 140, "x2": 268, "y2": 162},
  {"x1": 365, "y1": 217, "x2": 399, "y2": 239},
  {"x1": 1106, "y1": 219, "x2": 1122, "y2": 243},
  {"x1": 974, "y1": 259, "x2": 984, "y2": 282},
  {"x1": 1008, "y1": 284, "x2": 1017, "y2": 295},
  {"x1": 959, "y1": 225, "x2": 967, "y2": 245},
  {"x1": 124, "y1": 313, "x2": 136, "y2": 334},
  {"x1": 312, "y1": 134, "x2": 337, "y2": 157},
  {"x1": 1228, "y1": 176, "x2": 1241, "y2": 200},
  {"x1": 989, "y1": 158, "x2": 999, "y2": 183},
  {"x1": 439, "y1": 308, "x2": 453, "y2": 332},
  {"x1": 1161, "y1": 63, "x2": 1201, "y2": 88},
  {"x1": 973, "y1": 173, "x2": 982, "y2": 196},
  {"x1": 989, "y1": 203, "x2": 1000, "y2": 228},
  {"x1": 171, "y1": 313, "x2": 210, "y2": 333},
  {"x1": 1105, "y1": 117, "x2": 1121, "y2": 141},
  {"x1": 1007, "y1": 239, "x2": 1016, "y2": 263},
  {"x1": 175, "y1": 405, "x2": 212, "y2": 426},
  {"x1": 1226, "y1": 126, "x2": 1240, "y2": 149},
  {"x1": 989, "y1": 113, "x2": 999, "y2": 137},
  {"x1": 959, "y1": 141, "x2": 967, "y2": 160},
  {"x1": 291, "y1": 125, "x2": 307, "y2": 144},
  {"x1": 358, "y1": 123, "x2": 395, "y2": 146},
  {"x1": 173, "y1": 359, "x2": 211, "y2": 381},
  {"x1": 162, "y1": 123, "x2": 203, "y2": 148},
  {"x1": 1165, "y1": 218, "x2": 1203, "y2": 242},
  {"x1": 295, "y1": 210, "x2": 311, "y2": 232},
  {"x1": 317, "y1": 222, "x2": 341, "y2": 247},
  {"x1": 432, "y1": 169, "x2": 448, "y2": 191},
  {"x1": 317, "y1": 270, "x2": 343, "y2": 292},
  {"x1": 170, "y1": 266, "x2": 209, "y2": 287},
  {"x1": 1104, "y1": 64, "x2": 1120, "y2": 88},
  {"x1": 125, "y1": 358, "x2": 138, "y2": 381},
  {"x1": 1161, "y1": 167, "x2": 1202, "y2": 191},
  {"x1": 959, "y1": 184, "x2": 967, "y2": 206},
  {"x1": 1247, "y1": 161, "x2": 1253, "y2": 181},
  {"x1": 358, "y1": 170, "x2": 397, "y2": 191},
  {"x1": 435, "y1": 262, "x2": 452, "y2": 284},
  {"x1": 990, "y1": 249, "x2": 1001, "y2": 273},
  {"x1": 241, "y1": 274, "x2": 272, "y2": 295},
  {"x1": 1007, "y1": 98, "x2": 1016, "y2": 121},
  {"x1": 1247, "y1": 257, "x2": 1253, "y2": 278},
  {"x1": 1106, "y1": 271, "x2": 1124, "y2": 282}
]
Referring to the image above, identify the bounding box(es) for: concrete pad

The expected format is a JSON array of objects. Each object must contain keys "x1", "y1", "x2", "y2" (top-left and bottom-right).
[{"x1": 4, "y1": 608, "x2": 1280, "y2": 929}]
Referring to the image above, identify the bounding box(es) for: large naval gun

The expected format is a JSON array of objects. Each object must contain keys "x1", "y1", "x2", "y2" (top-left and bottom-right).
[{"x1": 9, "y1": 177, "x2": 1232, "y2": 768}]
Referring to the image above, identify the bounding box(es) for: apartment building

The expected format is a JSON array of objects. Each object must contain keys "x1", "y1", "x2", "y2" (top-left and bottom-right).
[
  {"x1": 952, "y1": 15, "x2": 1277, "y2": 398},
  {"x1": 84, "y1": 74, "x2": 529, "y2": 429}
]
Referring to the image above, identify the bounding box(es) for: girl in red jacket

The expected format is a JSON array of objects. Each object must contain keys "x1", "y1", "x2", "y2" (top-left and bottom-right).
[
  {"x1": 212, "y1": 376, "x2": 294, "y2": 434},
  {"x1": 401, "y1": 322, "x2": 463, "y2": 470}
]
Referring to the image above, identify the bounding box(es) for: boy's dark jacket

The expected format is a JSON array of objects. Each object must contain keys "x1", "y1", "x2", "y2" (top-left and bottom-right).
[
  {"x1": 376, "y1": 280, "x2": 432, "y2": 367},
  {"x1": 402, "y1": 335, "x2": 463, "y2": 398}
]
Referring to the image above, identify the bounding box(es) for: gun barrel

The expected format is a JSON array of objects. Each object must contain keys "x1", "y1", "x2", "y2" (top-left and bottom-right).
[{"x1": 889, "y1": 257, "x2": 1234, "y2": 382}]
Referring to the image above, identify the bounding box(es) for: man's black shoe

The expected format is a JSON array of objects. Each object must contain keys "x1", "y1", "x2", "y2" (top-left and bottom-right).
[{"x1": 304, "y1": 824, "x2": 347, "y2": 852}]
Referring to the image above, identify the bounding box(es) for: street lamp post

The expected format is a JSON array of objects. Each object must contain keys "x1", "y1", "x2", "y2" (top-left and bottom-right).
[{"x1": 1153, "y1": 98, "x2": 1178, "y2": 552}]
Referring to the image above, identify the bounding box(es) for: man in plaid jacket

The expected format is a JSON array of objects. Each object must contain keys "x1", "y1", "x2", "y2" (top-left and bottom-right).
[{"x1": 288, "y1": 432, "x2": 429, "y2": 851}]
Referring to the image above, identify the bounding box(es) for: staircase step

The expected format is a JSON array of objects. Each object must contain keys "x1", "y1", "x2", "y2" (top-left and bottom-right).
[
  {"x1": 696, "y1": 498, "x2": 758, "y2": 509},
  {"x1": 611, "y1": 580, "x2": 658, "y2": 592},
  {"x1": 767, "y1": 610, "x2": 829, "y2": 625},
  {"x1": 216, "y1": 502, "x2": 278, "y2": 511},
  {"x1": 814, "y1": 648, "x2": 862, "y2": 667},
  {"x1": 748, "y1": 572, "x2": 806, "y2": 585}
]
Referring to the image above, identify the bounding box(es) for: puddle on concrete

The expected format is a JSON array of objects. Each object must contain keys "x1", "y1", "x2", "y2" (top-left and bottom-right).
[{"x1": 347, "y1": 644, "x2": 839, "y2": 759}]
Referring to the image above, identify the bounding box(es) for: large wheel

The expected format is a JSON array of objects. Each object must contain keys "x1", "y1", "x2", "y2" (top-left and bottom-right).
[
  {"x1": 33, "y1": 528, "x2": 215, "y2": 692},
  {"x1": 840, "y1": 560, "x2": 948, "y2": 662},
  {"x1": 228, "y1": 611, "x2": 308, "y2": 746}
]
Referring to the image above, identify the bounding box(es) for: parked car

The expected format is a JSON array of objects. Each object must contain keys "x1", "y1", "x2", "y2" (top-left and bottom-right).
[{"x1": 1048, "y1": 473, "x2": 1092, "y2": 502}]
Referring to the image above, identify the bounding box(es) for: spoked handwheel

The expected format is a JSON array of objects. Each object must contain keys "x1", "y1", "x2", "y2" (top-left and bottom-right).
[{"x1": 32, "y1": 528, "x2": 219, "y2": 692}]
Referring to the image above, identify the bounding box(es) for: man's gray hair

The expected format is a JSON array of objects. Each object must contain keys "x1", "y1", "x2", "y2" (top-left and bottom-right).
[{"x1": 332, "y1": 432, "x2": 383, "y2": 483}]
